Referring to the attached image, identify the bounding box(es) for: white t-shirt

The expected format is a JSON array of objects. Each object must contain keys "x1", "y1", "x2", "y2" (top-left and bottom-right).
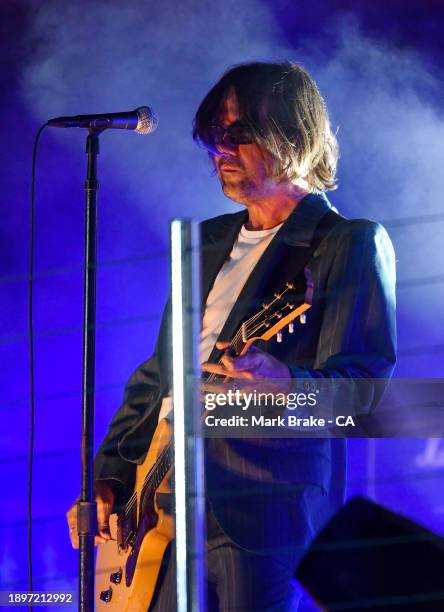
[{"x1": 158, "y1": 222, "x2": 283, "y2": 422}]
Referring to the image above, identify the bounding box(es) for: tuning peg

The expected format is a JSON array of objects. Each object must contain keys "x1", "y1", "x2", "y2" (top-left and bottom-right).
[
  {"x1": 276, "y1": 331, "x2": 283, "y2": 343},
  {"x1": 300, "y1": 313, "x2": 306, "y2": 324},
  {"x1": 288, "y1": 322, "x2": 294, "y2": 333}
]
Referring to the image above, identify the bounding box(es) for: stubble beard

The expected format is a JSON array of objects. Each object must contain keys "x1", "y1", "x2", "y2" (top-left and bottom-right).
[{"x1": 219, "y1": 174, "x2": 259, "y2": 205}]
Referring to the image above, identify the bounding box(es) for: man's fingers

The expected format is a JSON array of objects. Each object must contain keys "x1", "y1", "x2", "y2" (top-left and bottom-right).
[
  {"x1": 220, "y1": 352, "x2": 235, "y2": 370},
  {"x1": 233, "y1": 348, "x2": 262, "y2": 370},
  {"x1": 67, "y1": 514, "x2": 79, "y2": 549},
  {"x1": 216, "y1": 341, "x2": 230, "y2": 349},
  {"x1": 97, "y1": 499, "x2": 113, "y2": 540},
  {"x1": 201, "y1": 361, "x2": 227, "y2": 375},
  {"x1": 67, "y1": 496, "x2": 114, "y2": 550},
  {"x1": 98, "y1": 523, "x2": 112, "y2": 540},
  {"x1": 204, "y1": 345, "x2": 289, "y2": 382},
  {"x1": 66, "y1": 503, "x2": 79, "y2": 548},
  {"x1": 69, "y1": 533, "x2": 108, "y2": 548},
  {"x1": 202, "y1": 360, "x2": 232, "y2": 375},
  {"x1": 202, "y1": 361, "x2": 254, "y2": 379},
  {"x1": 68, "y1": 525, "x2": 109, "y2": 549},
  {"x1": 68, "y1": 525, "x2": 78, "y2": 549}
]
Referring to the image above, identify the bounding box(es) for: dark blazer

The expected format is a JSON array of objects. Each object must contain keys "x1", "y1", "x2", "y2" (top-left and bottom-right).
[{"x1": 94, "y1": 193, "x2": 397, "y2": 556}]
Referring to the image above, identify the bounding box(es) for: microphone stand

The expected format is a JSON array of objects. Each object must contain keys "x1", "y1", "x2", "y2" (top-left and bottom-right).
[{"x1": 77, "y1": 128, "x2": 103, "y2": 611}]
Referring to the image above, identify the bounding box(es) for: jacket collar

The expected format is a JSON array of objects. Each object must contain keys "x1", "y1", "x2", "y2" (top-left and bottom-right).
[
  {"x1": 202, "y1": 192, "x2": 335, "y2": 363},
  {"x1": 278, "y1": 192, "x2": 333, "y2": 247},
  {"x1": 200, "y1": 192, "x2": 334, "y2": 310},
  {"x1": 202, "y1": 191, "x2": 333, "y2": 248}
]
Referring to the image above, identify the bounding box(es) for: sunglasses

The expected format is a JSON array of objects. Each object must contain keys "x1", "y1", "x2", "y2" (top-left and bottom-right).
[{"x1": 204, "y1": 122, "x2": 255, "y2": 154}]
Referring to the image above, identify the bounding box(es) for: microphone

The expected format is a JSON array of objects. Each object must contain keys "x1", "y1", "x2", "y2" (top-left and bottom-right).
[{"x1": 47, "y1": 106, "x2": 158, "y2": 135}]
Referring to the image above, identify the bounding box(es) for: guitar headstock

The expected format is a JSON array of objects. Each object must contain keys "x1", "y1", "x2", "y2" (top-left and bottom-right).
[
  {"x1": 237, "y1": 268, "x2": 313, "y2": 352},
  {"x1": 203, "y1": 270, "x2": 313, "y2": 386}
]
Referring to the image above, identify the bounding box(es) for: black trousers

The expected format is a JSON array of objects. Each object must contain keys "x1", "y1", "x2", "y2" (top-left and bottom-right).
[{"x1": 150, "y1": 485, "x2": 328, "y2": 611}]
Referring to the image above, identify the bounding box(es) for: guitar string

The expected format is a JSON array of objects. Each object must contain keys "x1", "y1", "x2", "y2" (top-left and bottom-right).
[
  {"x1": 119, "y1": 282, "x2": 297, "y2": 529},
  {"x1": 135, "y1": 443, "x2": 172, "y2": 510},
  {"x1": 207, "y1": 283, "x2": 294, "y2": 362},
  {"x1": 204, "y1": 285, "x2": 295, "y2": 384},
  {"x1": 121, "y1": 287, "x2": 287, "y2": 519},
  {"x1": 119, "y1": 441, "x2": 173, "y2": 528},
  {"x1": 119, "y1": 458, "x2": 169, "y2": 541},
  {"x1": 240, "y1": 286, "x2": 295, "y2": 339},
  {"x1": 224, "y1": 286, "x2": 294, "y2": 356},
  {"x1": 240, "y1": 286, "x2": 292, "y2": 337},
  {"x1": 244, "y1": 303, "x2": 294, "y2": 338},
  {"x1": 205, "y1": 285, "x2": 293, "y2": 380},
  {"x1": 141, "y1": 443, "x2": 173, "y2": 500}
]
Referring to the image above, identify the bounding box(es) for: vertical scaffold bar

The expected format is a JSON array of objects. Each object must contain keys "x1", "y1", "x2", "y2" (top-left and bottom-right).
[{"x1": 170, "y1": 219, "x2": 206, "y2": 612}]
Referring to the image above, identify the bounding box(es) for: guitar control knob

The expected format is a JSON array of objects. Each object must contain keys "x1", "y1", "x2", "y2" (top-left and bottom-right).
[
  {"x1": 300, "y1": 313, "x2": 306, "y2": 325},
  {"x1": 99, "y1": 587, "x2": 113, "y2": 603},
  {"x1": 277, "y1": 331, "x2": 283, "y2": 343},
  {"x1": 110, "y1": 567, "x2": 123, "y2": 584},
  {"x1": 288, "y1": 322, "x2": 294, "y2": 334}
]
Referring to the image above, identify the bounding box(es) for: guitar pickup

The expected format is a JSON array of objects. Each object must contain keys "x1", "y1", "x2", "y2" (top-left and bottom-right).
[{"x1": 155, "y1": 492, "x2": 173, "y2": 514}]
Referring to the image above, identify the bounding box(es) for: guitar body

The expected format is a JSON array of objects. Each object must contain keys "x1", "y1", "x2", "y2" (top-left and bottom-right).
[
  {"x1": 96, "y1": 419, "x2": 175, "y2": 611},
  {"x1": 95, "y1": 275, "x2": 312, "y2": 610}
]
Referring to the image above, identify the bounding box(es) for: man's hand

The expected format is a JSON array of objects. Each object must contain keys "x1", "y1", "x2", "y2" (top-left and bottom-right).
[
  {"x1": 202, "y1": 341, "x2": 291, "y2": 379},
  {"x1": 202, "y1": 341, "x2": 291, "y2": 393},
  {"x1": 66, "y1": 480, "x2": 116, "y2": 549}
]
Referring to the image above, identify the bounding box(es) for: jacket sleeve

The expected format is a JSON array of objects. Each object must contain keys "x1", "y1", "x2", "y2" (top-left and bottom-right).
[
  {"x1": 93, "y1": 351, "x2": 162, "y2": 501},
  {"x1": 289, "y1": 219, "x2": 397, "y2": 412},
  {"x1": 93, "y1": 299, "x2": 171, "y2": 502}
]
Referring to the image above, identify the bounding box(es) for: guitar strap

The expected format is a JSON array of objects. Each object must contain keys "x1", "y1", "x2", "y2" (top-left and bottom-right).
[{"x1": 270, "y1": 206, "x2": 346, "y2": 360}]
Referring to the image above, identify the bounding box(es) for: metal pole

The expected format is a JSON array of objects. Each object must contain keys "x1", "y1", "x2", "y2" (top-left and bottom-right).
[
  {"x1": 78, "y1": 130, "x2": 101, "y2": 612},
  {"x1": 170, "y1": 220, "x2": 206, "y2": 612}
]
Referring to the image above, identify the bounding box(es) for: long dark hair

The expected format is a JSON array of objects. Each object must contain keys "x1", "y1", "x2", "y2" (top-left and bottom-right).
[{"x1": 193, "y1": 61, "x2": 338, "y2": 191}]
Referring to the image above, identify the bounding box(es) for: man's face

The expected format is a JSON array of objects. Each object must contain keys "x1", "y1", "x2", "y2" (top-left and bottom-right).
[{"x1": 213, "y1": 91, "x2": 275, "y2": 205}]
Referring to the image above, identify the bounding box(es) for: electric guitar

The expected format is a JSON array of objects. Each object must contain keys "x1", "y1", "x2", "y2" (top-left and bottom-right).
[{"x1": 95, "y1": 273, "x2": 313, "y2": 610}]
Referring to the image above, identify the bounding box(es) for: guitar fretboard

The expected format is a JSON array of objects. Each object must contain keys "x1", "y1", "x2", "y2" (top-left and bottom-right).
[{"x1": 140, "y1": 441, "x2": 173, "y2": 508}]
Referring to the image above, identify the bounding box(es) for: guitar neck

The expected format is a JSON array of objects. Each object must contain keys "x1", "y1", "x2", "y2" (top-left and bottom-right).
[{"x1": 206, "y1": 280, "x2": 310, "y2": 381}]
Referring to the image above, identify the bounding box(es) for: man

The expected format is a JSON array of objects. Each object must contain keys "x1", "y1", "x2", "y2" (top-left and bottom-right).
[{"x1": 67, "y1": 62, "x2": 396, "y2": 610}]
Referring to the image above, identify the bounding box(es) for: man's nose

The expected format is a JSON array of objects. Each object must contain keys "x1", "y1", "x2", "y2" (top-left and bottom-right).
[{"x1": 214, "y1": 141, "x2": 238, "y2": 158}]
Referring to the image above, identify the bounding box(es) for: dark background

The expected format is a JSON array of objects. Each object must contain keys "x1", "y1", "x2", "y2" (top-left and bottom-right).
[{"x1": 1, "y1": 0, "x2": 443, "y2": 600}]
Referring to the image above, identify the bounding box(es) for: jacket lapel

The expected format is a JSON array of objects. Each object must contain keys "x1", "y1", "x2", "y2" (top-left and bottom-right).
[
  {"x1": 200, "y1": 210, "x2": 247, "y2": 308},
  {"x1": 205, "y1": 193, "x2": 334, "y2": 363},
  {"x1": 206, "y1": 235, "x2": 311, "y2": 363}
]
